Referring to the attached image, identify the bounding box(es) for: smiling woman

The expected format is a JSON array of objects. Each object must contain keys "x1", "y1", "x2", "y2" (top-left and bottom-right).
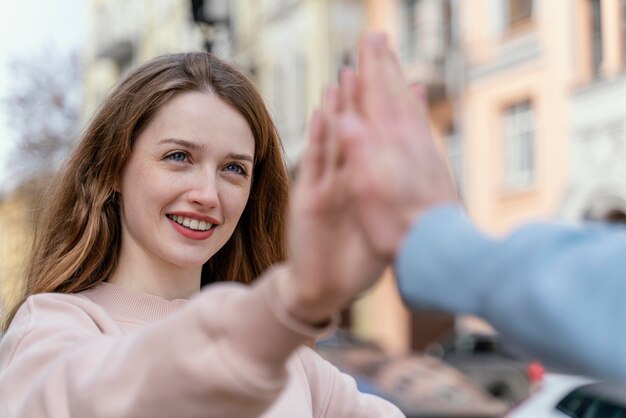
[
  {"x1": 0, "y1": 51, "x2": 403, "y2": 417},
  {"x1": 111, "y1": 91, "x2": 256, "y2": 299}
]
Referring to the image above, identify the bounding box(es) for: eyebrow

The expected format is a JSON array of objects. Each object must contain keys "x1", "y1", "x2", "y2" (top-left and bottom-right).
[
  {"x1": 158, "y1": 138, "x2": 204, "y2": 152},
  {"x1": 227, "y1": 153, "x2": 254, "y2": 164},
  {"x1": 159, "y1": 138, "x2": 254, "y2": 163}
]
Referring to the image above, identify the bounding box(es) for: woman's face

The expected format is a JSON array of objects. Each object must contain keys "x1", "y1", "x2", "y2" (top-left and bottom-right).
[{"x1": 118, "y1": 91, "x2": 255, "y2": 272}]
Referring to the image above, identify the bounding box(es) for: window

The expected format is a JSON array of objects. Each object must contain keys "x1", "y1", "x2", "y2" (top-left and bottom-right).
[
  {"x1": 491, "y1": 0, "x2": 534, "y2": 37},
  {"x1": 401, "y1": 0, "x2": 455, "y2": 62},
  {"x1": 443, "y1": 0, "x2": 454, "y2": 47},
  {"x1": 503, "y1": 101, "x2": 535, "y2": 188},
  {"x1": 556, "y1": 384, "x2": 626, "y2": 418},
  {"x1": 591, "y1": 0, "x2": 603, "y2": 77},
  {"x1": 556, "y1": 390, "x2": 591, "y2": 417},
  {"x1": 401, "y1": 0, "x2": 420, "y2": 62},
  {"x1": 508, "y1": 0, "x2": 533, "y2": 27}
]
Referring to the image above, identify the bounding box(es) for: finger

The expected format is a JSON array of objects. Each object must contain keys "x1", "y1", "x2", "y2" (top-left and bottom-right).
[
  {"x1": 338, "y1": 112, "x2": 376, "y2": 196},
  {"x1": 357, "y1": 33, "x2": 389, "y2": 109},
  {"x1": 339, "y1": 68, "x2": 358, "y2": 113},
  {"x1": 299, "y1": 110, "x2": 325, "y2": 183},
  {"x1": 339, "y1": 112, "x2": 369, "y2": 148},
  {"x1": 358, "y1": 32, "x2": 409, "y2": 121},
  {"x1": 388, "y1": 46, "x2": 406, "y2": 83},
  {"x1": 409, "y1": 83, "x2": 427, "y2": 102},
  {"x1": 409, "y1": 83, "x2": 429, "y2": 118},
  {"x1": 322, "y1": 84, "x2": 339, "y2": 114},
  {"x1": 339, "y1": 112, "x2": 372, "y2": 166},
  {"x1": 321, "y1": 85, "x2": 342, "y2": 175}
]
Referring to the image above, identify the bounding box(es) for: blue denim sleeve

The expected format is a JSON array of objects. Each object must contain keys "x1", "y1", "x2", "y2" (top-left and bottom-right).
[{"x1": 394, "y1": 204, "x2": 626, "y2": 382}]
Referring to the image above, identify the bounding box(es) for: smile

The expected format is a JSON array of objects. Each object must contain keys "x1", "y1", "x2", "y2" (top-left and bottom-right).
[{"x1": 167, "y1": 214, "x2": 214, "y2": 231}]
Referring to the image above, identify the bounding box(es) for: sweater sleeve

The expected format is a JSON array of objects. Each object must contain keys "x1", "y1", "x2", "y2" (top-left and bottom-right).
[
  {"x1": 0, "y1": 265, "x2": 332, "y2": 418},
  {"x1": 297, "y1": 348, "x2": 405, "y2": 417},
  {"x1": 395, "y1": 204, "x2": 626, "y2": 382}
]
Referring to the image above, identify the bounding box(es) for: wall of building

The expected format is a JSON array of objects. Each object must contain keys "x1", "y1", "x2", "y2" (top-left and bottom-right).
[
  {"x1": 82, "y1": 0, "x2": 202, "y2": 122},
  {"x1": 562, "y1": 0, "x2": 626, "y2": 222}
]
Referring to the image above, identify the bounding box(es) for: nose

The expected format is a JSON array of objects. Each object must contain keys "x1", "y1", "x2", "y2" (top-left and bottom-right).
[{"x1": 187, "y1": 169, "x2": 219, "y2": 209}]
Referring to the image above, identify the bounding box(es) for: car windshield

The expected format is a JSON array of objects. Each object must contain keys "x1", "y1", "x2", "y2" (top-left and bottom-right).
[{"x1": 556, "y1": 383, "x2": 626, "y2": 418}]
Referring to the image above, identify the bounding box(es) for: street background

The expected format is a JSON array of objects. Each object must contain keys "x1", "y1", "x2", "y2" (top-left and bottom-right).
[{"x1": 1, "y1": 1, "x2": 624, "y2": 415}]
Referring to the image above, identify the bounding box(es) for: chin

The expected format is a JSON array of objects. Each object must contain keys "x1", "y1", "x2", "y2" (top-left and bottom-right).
[
  {"x1": 161, "y1": 241, "x2": 225, "y2": 268},
  {"x1": 166, "y1": 253, "x2": 216, "y2": 269}
]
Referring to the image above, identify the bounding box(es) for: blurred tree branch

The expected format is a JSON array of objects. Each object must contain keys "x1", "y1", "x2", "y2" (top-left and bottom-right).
[{"x1": 2, "y1": 48, "x2": 82, "y2": 197}]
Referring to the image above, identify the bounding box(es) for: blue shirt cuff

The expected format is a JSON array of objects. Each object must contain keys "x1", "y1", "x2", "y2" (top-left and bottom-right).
[{"x1": 394, "y1": 203, "x2": 496, "y2": 315}]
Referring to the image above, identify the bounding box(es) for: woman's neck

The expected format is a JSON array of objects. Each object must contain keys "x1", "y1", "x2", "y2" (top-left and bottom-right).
[{"x1": 108, "y1": 248, "x2": 202, "y2": 300}]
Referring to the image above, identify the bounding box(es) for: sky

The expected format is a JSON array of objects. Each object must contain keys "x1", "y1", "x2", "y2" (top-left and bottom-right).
[{"x1": 0, "y1": 0, "x2": 87, "y2": 194}]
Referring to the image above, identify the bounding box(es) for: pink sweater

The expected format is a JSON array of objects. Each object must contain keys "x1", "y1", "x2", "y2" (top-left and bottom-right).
[{"x1": 0, "y1": 266, "x2": 404, "y2": 418}]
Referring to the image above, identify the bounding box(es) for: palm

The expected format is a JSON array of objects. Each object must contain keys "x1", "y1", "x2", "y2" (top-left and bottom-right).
[
  {"x1": 290, "y1": 170, "x2": 383, "y2": 301},
  {"x1": 288, "y1": 102, "x2": 387, "y2": 318}
]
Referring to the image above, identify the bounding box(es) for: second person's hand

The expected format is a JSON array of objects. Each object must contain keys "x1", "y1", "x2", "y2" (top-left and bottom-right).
[
  {"x1": 338, "y1": 32, "x2": 459, "y2": 261},
  {"x1": 279, "y1": 85, "x2": 388, "y2": 326}
]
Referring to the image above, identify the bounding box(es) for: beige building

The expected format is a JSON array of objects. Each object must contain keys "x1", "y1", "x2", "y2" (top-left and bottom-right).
[
  {"x1": 562, "y1": 0, "x2": 626, "y2": 223},
  {"x1": 231, "y1": 0, "x2": 365, "y2": 164},
  {"x1": 357, "y1": 0, "x2": 626, "y2": 353},
  {"x1": 3, "y1": 0, "x2": 618, "y2": 353},
  {"x1": 366, "y1": 0, "x2": 572, "y2": 233},
  {"x1": 82, "y1": 0, "x2": 206, "y2": 121}
]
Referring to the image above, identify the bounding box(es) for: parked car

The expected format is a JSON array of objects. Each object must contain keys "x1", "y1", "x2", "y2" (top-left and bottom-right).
[
  {"x1": 316, "y1": 331, "x2": 508, "y2": 418},
  {"x1": 425, "y1": 332, "x2": 537, "y2": 406},
  {"x1": 506, "y1": 373, "x2": 626, "y2": 417}
]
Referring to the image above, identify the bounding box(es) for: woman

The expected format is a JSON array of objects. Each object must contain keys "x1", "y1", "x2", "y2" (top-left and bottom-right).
[{"x1": 0, "y1": 51, "x2": 402, "y2": 417}]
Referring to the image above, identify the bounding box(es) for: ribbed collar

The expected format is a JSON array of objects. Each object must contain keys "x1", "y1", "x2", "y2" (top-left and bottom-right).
[{"x1": 80, "y1": 282, "x2": 189, "y2": 324}]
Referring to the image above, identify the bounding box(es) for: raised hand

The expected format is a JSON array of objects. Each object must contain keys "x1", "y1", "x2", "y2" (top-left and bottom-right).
[
  {"x1": 338, "y1": 33, "x2": 459, "y2": 261},
  {"x1": 278, "y1": 84, "x2": 388, "y2": 325}
]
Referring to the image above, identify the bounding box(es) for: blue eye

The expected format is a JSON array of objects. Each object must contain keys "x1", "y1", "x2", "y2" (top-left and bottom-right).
[
  {"x1": 166, "y1": 151, "x2": 189, "y2": 162},
  {"x1": 226, "y1": 163, "x2": 248, "y2": 176}
]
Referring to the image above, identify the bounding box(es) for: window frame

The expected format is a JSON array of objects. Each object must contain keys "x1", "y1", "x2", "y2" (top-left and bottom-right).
[
  {"x1": 507, "y1": 0, "x2": 534, "y2": 28},
  {"x1": 502, "y1": 100, "x2": 536, "y2": 189}
]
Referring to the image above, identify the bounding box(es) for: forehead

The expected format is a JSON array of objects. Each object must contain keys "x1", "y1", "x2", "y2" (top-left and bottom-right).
[{"x1": 140, "y1": 90, "x2": 255, "y2": 155}]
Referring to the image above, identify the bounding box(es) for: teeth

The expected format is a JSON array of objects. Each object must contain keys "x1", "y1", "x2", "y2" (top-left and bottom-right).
[{"x1": 169, "y1": 215, "x2": 213, "y2": 231}]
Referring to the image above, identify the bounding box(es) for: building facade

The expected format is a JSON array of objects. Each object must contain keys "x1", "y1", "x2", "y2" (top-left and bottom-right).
[
  {"x1": 561, "y1": 0, "x2": 626, "y2": 223},
  {"x1": 357, "y1": 0, "x2": 626, "y2": 352},
  {"x1": 82, "y1": 0, "x2": 205, "y2": 121},
  {"x1": 1, "y1": 0, "x2": 618, "y2": 350},
  {"x1": 231, "y1": 0, "x2": 365, "y2": 165}
]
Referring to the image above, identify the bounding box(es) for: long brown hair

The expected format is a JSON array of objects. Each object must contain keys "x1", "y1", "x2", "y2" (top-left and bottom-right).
[{"x1": 2, "y1": 52, "x2": 289, "y2": 331}]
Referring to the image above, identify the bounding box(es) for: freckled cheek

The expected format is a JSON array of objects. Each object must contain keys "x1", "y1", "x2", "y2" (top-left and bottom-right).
[
  {"x1": 220, "y1": 186, "x2": 252, "y2": 223},
  {"x1": 121, "y1": 162, "x2": 186, "y2": 221}
]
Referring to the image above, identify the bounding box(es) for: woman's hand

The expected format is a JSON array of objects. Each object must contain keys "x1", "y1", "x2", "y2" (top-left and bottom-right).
[
  {"x1": 338, "y1": 33, "x2": 459, "y2": 260},
  {"x1": 279, "y1": 79, "x2": 388, "y2": 325}
]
